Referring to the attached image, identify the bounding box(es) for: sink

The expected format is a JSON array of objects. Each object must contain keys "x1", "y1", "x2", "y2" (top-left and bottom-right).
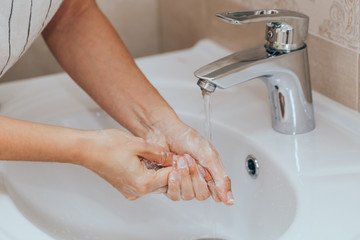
[
  {"x1": 0, "y1": 39, "x2": 360, "y2": 240},
  {"x1": 2, "y1": 110, "x2": 296, "y2": 240}
]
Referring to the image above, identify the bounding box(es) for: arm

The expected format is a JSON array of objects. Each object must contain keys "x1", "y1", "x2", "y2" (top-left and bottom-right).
[
  {"x1": 0, "y1": 116, "x2": 85, "y2": 164},
  {"x1": 43, "y1": 0, "x2": 233, "y2": 204},
  {"x1": 42, "y1": 0, "x2": 175, "y2": 138},
  {"x1": 0, "y1": 115, "x2": 174, "y2": 200}
]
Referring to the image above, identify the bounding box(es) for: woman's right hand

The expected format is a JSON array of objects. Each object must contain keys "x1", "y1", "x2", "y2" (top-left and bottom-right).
[
  {"x1": 0, "y1": 116, "x2": 209, "y2": 202},
  {"x1": 80, "y1": 129, "x2": 175, "y2": 200},
  {"x1": 79, "y1": 129, "x2": 210, "y2": 202}
]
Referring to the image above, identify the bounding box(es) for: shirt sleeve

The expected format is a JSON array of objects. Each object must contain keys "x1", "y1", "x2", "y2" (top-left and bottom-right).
[{"x1": 0, "y1": 0, "x2": 63, "y2": 78}]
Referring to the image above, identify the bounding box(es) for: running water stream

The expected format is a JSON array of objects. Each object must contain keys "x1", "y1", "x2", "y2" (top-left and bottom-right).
[
  {"x1": 202, "y1": 90, "x2": 213, "y2": 142},
  {"x1": 201, "y1": 89, "x2": 217, "y2": 238}
]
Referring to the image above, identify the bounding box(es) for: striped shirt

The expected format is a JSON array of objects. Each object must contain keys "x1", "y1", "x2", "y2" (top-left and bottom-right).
[{"x1": 0, "y1": 0, "x2": 63, "y2": 77}]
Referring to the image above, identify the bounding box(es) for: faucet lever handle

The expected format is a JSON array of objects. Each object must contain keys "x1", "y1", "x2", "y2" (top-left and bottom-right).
[{"x1": 216, "y1": 10, "x2": 309, "y2": 51}]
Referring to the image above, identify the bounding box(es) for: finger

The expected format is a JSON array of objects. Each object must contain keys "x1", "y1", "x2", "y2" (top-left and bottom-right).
[
  {"x1": 145, "y1": 166, "x2": 173, "y2": 193},
  {"x1": 167, "y1": 170, "x2": 181, "y2": 201},
  {"x1": 204, "y1": 167, "x2": 233, "y2": 206},
  {"x1": 165, "y1": 124, "x2": 233, "y2": 204},
  {"x1": 217, "y1": 176, "x2": 234, "y2": 206},
  {"x1": 203, "y1": 168, "x2": 233, "y2": 205},
  {"x1": 125, "y1": 195, "x2": 140, "y2": 201},
  {"x1": 207, "y1": 168, "x2": 234, "y2": 205},
  {"x1": 137, "y1": 141, "x2": 174, "y2": 167},
  {"x1": 208, "y1": 180, "x2": 221, "y2": 203},
  {"x1": 197, "y1": 164, "x2": 212, "y2": 182},
  {"x1": 197, "y1": 164, "x2": 221, "y2": 202},
  {"x1": 122, "y1": 191, "x2": 141, "y2": 201},
  {"x1": 176, "y1": 156, "x2": 195, "y2": 201},
  {"x1": 191, "y1": 143, "x2": 234, "y2": 205},
  {"x1": 151, "y1": 186, "x2": 167, "y2": 194},
  {"x1": 185, "y1": 154, "x2": 210, "y2": 201}
]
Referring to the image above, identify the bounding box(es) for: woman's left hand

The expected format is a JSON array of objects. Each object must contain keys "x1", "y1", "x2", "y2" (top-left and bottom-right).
[{"x1": 146, "y1": 119, "x2": 234, "y2": 206}]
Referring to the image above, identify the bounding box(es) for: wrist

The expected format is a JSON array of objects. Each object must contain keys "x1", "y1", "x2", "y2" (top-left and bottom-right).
[
  {"x1": 136, "y1": 107, "x2": 182, "y2": 139},
  {"x1": 143, "y1": 110, "x2": 191, "y2": 150},
  {"x1": 66, "y1": 130, "x2": 99, "y2": 167}
]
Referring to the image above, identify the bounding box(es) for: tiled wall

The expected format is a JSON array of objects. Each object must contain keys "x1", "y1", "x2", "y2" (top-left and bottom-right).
[
  {"x1": 2, "y1": 0, "x2": 360, "y2": 112},
  {"x1": 234, "y1": 0, "x2": 360, "y2": 111},
  {"x1": 159, "y1": 0, "x2": 360, "y2": 112}
]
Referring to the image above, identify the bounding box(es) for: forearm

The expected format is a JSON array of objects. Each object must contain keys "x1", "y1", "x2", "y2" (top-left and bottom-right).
[
  {"x1": 0, "y1": 116, "x2": 87, "y2": 164},
  {"x1": 42, "y1": 0, "x2": 179, "y2": 139}
]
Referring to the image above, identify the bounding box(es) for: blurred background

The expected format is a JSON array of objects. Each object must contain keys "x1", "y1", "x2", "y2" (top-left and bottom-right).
[
  {"x1": 1, "y1": 0, "x2": 163, "y2": 82},
  {"x1": 0, "y1": 0, "x2": 267, "y2": 83},
  {"x1": 1, "y1": 0, "x2": 360, "y2": 113}
]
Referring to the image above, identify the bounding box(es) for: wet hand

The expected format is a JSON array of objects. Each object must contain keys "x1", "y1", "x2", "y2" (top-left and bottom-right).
[
  {"x1": 80, "y1": 129, "x2": 174, "y2": 200},
  {"x1": 167, "y1": 154, "x2": 210, "y2": 201},
  {"x1": 147, "y1": 120, "x2": 234, "y2": 205}
]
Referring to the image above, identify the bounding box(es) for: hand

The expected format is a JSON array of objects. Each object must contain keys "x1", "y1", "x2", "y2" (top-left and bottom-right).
[
  {"x1": 166, "y1": 154, "x2": 210, "y2": 201},
  {"x1": 147, "y1": 119, "x2": 234, "y2": 205},
  {"x1": 80, "y1": 129, "x2": 174, "y2": 200},
  {"x1": 42, "y1": 0, "x2": 232, "y2": 205}
]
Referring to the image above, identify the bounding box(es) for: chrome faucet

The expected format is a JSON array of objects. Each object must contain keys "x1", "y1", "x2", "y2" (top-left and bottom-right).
[{"x1": 195, "y1": 10, "x2": 315, "y2": 134}]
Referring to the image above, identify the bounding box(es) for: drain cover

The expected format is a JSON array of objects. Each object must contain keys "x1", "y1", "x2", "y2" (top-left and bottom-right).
[{"x1": 245, "y1": 154, "x2": 259, "y2": 178}]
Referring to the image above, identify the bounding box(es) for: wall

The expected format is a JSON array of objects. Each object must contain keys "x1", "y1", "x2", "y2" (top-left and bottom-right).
[
  {"x1": 1, "y1": 0, "x2": 160, "y2": 82},
  {"x1": 2, "y1": 0, "x2": 360, "y2": 113},
  {"x1": 159, "y1": 0, "x2": 360, "y2": 112}
]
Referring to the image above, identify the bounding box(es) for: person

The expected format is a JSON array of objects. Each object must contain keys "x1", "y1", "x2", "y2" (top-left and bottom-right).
[{"x1": 0, "y1": 0, "x2": 233, "y2": 205}]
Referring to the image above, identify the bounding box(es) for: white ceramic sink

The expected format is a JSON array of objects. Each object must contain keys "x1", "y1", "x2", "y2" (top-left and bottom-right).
[{"x1": 1, "y1": 40, "x2": 360, "y2": 240}]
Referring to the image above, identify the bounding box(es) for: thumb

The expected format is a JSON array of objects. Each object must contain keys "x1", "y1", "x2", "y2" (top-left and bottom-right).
[{"x1": 137, "y1": 142, "x2": 174, "y2": 167}]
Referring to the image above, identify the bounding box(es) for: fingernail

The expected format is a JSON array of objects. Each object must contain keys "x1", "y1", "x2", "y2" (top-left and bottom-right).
[
  {"x1": 227, "y1": 191, "x2": 234, "y2": 205},
  {"x1": 177, "y1": 157, "x2": 188, "y2": 169}
]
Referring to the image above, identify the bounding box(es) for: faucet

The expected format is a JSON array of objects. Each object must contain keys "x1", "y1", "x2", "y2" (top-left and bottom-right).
[{"x1": 195, "y1": 10, "x2": 315, "y2": 134}]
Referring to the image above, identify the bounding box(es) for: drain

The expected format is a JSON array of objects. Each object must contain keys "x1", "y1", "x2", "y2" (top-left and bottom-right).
[{"x1": 245, "y1": 155, "x2": 259, "y2": 178}]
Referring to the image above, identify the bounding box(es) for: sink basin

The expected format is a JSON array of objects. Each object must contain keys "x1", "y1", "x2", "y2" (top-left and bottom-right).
[
  {"x1": 0, "y1": 39, "x2": 360, "y2": 240},
  {"x1": 2, "y1": 110, "x2": 296, "y2": 240}
]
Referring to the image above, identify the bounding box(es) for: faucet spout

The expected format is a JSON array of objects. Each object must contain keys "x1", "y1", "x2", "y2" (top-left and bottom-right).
[
  {"x1": 196, "y1": 45, "x2": 271, "y2": 89},
  {"x1": 197, "y1": 78, "x2": 217, "y2": 93},
  {"x1": 195, "y1": 9, "x2": 316, "y2": 134},
  {"x1": 195, "y1": 45, "x2": 315, "y2": 134}
]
